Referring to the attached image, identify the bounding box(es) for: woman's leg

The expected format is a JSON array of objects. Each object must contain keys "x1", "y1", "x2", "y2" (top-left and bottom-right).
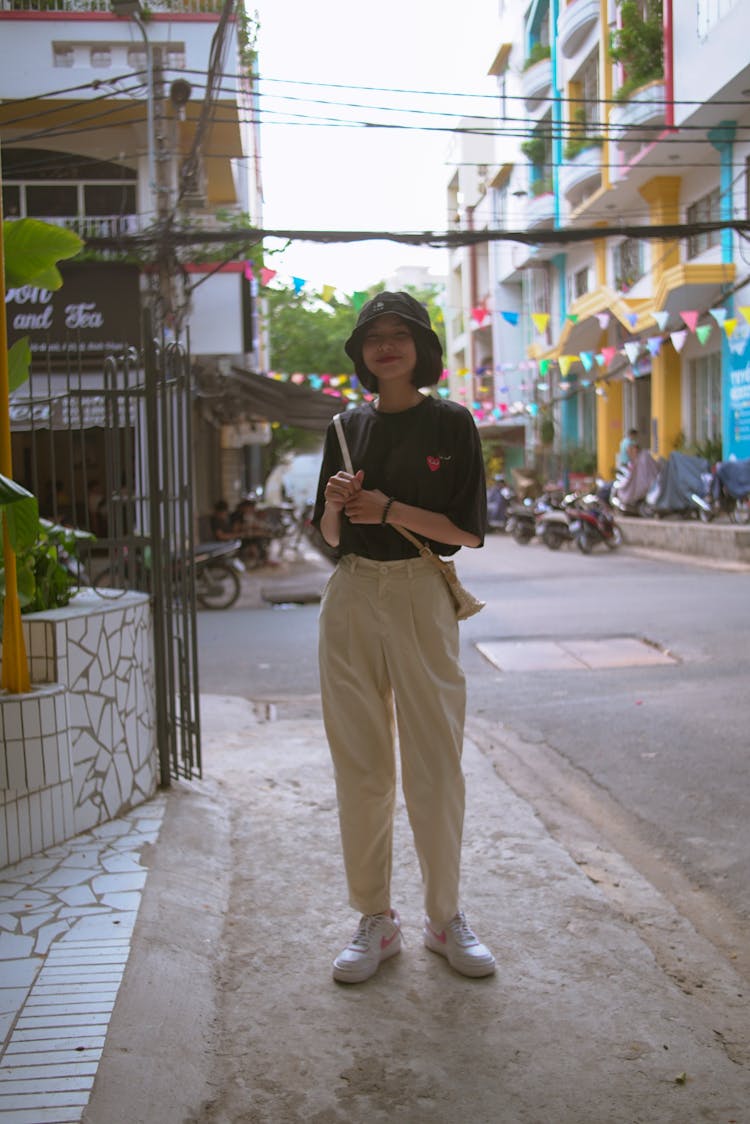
[
  {"x1": 319, "y1": 562, "x2": 397, "y2": 916},
  {"x1": 385, "y1": 564, "x2": 467, "y2": 926}
]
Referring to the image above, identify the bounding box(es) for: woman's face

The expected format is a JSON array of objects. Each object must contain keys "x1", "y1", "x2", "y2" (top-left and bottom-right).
[{"x1": 360, "y1": 314, "x2": 417, "y2": 385}]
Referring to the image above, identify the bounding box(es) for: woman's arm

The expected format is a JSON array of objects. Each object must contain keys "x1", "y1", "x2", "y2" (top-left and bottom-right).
[
  {"x1": 344, "y1": 488, "x2": 481, "y2": 548},
  {"x1": 320, "y1": 469, "x2": 364, "y2": 547}
]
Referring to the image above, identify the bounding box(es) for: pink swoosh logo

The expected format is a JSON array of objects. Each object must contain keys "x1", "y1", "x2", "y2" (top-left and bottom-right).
[
  {"x1": 427, "y1": 924, "x2": 446, "y2": 944},
  {"x1": 381, "y1": 930, "x2": 400, "y2": 950}
]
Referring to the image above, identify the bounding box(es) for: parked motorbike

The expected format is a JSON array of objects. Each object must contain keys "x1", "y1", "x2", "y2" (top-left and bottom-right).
[
  {"x1": 94, "y1": 538, "x2": 245, "y2": 610},
  {"x1": 610, "y1": 450, "x2": 661, "y2": 517},
  {"x1": 648, "y1": 451, "x2": 709, "y2": 520},
  {"x1": 536, "y1": 493, "x2": 576, "y2": 550},
  {"x1": 487, "y1": 477, "x2": 513, "y2": 533},
  {"x1": 568, "y1": 494, "x2": 623, "y2": 553},
  {"x1": 694, "y1": 458, "x2": 750, "y2": 524},
  {"x1": 506, "y1": 497, "x2": 540, "y2": 544}
]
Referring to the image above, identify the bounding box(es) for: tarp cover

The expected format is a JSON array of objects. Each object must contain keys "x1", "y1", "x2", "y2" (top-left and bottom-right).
[
  {"x1": 715, "y1": 458, "x2": 750, "y2": 499},
  {"x1": 616, "y1": 450, "x2": 661, "y2": 506},
  {"x1": 652, "y1": 452, "x2": 708, "y2": 512}
]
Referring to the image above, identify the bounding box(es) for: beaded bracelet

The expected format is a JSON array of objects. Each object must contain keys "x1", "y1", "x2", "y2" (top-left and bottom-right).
[{"x1": 381, "y1": 497, "x2": 395, "y2": 525}]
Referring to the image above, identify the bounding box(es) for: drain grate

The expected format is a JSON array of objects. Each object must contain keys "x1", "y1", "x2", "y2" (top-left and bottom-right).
[{"x1": 477, "y1": 636, "x2": 677, "y2": 672}]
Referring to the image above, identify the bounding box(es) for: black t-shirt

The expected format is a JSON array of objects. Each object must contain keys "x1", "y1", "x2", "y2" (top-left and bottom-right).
[{"x1": 312, "y1": 395, "x2": 487, "y2": 561}]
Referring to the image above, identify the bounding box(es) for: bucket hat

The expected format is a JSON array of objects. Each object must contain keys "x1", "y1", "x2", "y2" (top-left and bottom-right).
[{"x1": 344, "y1": 291, "x2": 443, "y2": 392}]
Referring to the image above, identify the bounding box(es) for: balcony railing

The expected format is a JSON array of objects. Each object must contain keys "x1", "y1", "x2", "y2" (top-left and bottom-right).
[
  {"x1": 1, "y1": 1, "x2": 224, "y2": 13},
  {"x1": 521, "y1": 58, "x2": 553, "y2": 112},
  {"x1": 557, "y1": 0, "x2": 599, "y2": 59}
]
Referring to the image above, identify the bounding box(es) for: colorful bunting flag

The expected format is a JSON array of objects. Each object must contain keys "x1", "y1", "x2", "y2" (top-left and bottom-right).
[
  {"x1": 292, "y1": 277, "x2": 306, "y2": 295},
  {"x1": 596, "y1": 312, "x2": 610, "y2": 330},
  {"x1": 558, "y1": 355, "x2": 577, "y2": 377},
  {"x1": 601, "y1": 346, "x2": 618, "y2": 368},
  {"x1": 531, "y1": 312, "x2": 550, "y2": 334},
  {"x1": 579, "y1": 351, "x2": 594, "y2": 372},
  {"x1": 260, "y1": 267, "x2": 277, "y2": 286},
  {"x1": 243, "y1": 261, "x2": 254, "y2": 281},
  {"x1": 646, "y1": 336, "x2": 663, "y2": 357},
  {"x1": 626, "y1": 312, "x2": 638, "y2": 329},
  {"x1": 739, "y1": 306, "x2": 750, "y2": 326},
  {"x1": 723, "y1": 318, "x2": 738, "y2": 339},
  {"x1": 321, "y1": 284, "x2": 336, "y2": 303},
  {"x1": 471, "y1": 307, "x2": 489, "y2": 327},
  {"x1": 670, "y1": 329, "x2": 688, "y2": 353},
  {"x1": 696, "y1": 324, "x2": 712, "y2": 346},
  {"x1": 566, "y1": 314, "x2": 579, "y2": 325},
  {"x1": 539, "y1": 358, "x2": 550, "y2": 376},
  {"x1": 680, "y1": 310, "x2": 699, "y2": 333},
  {"x1": 623, "y1": 341, "x2": 641, "y2": 364},
  {"x1": 352, "y1": 291, "x2": 368, "y2": 312},
  {"x1": 501, "y1": 310, "x2": 520, "y2": 326},
  {"x1": 652, "y1": 310, "x2": 669, "y2": 331},
  {"x1": 709, "y1": 308, "x2": 727, "y2": 326}
]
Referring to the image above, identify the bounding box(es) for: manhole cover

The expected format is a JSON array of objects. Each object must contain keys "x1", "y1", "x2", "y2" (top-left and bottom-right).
[{"x1": 477, "y1": 636, "x2": 676, "y2": 672}]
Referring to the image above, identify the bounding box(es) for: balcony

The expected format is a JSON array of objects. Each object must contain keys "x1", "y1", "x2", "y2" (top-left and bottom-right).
[
  {"x1": 609, "y1": 81, "x2": 666, "y2": 135},
  {"x1": 559, "y1": 144, "x2": 602, "y2": 209},
  {"x1": 521, "y1": 57, "x2": 553, "y2": 112},
  {"x1": 557, "y1": 0, "x2": 599, "y2": 59},
  {"x1": 525, "y1": 190, "x2": 555, "y2": 231}
]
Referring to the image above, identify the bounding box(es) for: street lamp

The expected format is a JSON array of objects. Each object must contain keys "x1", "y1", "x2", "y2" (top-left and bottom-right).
[{"x1": 112, "y1": 0, "x2": 156, "y2": 215}]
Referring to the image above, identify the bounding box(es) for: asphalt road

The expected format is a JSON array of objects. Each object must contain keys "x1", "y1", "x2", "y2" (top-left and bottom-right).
[{"x1": 196, "y1": 534, "x2": 750, "y2": 941}]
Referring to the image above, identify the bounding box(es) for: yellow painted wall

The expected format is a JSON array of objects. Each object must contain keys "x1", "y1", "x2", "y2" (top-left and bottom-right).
[
  {"x1": 596, "y1": 379, "x2": 624, "y2": 478},
  {"x1": 650, "y1": 345, "x2": 682, "y2": 458}
]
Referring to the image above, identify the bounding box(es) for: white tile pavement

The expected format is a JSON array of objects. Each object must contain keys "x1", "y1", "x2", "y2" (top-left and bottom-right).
[{"x1": 0, "y1": 798, "x2": 166, "y2": 1123}]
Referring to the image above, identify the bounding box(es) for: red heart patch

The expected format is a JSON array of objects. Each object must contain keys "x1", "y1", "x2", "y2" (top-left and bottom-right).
[{"x1": 427, "y1": 456, "x2": 440, "y2": 472}]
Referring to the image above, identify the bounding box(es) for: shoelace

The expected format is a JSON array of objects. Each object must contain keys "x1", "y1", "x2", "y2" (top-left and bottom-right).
[
  {"x1": 349, "y1": 913, "x2": 392, "y2": 950},
  {"x1": 447, "y1": 910, "x2": 478, "y2": 946}
]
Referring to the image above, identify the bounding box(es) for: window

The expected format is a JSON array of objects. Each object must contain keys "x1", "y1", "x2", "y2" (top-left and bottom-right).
[
  {"x1": 568, "y1": 266, "x2": 590, "y2": 302},
  {"x1": 90, "y1": 46, "x2": 112, "y2": 68},
  {"x1": 166, "y1": 46, "x2": 186, "y2": 70},
  {"x1": 128, "y1": 47, "x2": 148, "y2": 70},
  {"x1": 689, "y1": 352, "x2": 722, "y2": 444},
  {"x1": 26, "y1": 184, "x2": 78, "y2": 219},
  {"x1": 53, "y1": 44, "x2": 75, "y2": 68},
  {"x1": 2, "y1": 184, "x2": 21, "y2": 218},
  {"x1": 687, "y1": 187, "x2": 721, "y2": 259},
  {"x1": 84, "y1": 183, "x2": 137, "y2": 217},
  {"x1": 613, "y1": 238, "x2": 645, "y2": 292}
]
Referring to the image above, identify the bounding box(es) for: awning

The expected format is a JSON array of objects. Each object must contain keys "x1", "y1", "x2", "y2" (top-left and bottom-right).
[{"x1": 193, "y1": 358, "x2": 344, "y2": 432}]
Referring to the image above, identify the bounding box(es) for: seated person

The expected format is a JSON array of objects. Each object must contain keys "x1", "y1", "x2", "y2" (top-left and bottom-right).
[
  {"x1": 232, "y1": 496, "x2": 274, "y2": 566},
  {"x1": 210, "y1": 500, "x2": 236, "y2": 542}
]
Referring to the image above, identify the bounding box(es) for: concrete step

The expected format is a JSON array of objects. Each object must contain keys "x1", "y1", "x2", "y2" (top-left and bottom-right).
[{"x1": 618, "y1": 516, "x2": 750, "y2": 564}]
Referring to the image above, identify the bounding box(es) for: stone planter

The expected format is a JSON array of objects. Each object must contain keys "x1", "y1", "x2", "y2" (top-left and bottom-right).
[{"x1": 1, "y1": 589, "x2": 157, "y2": 868}]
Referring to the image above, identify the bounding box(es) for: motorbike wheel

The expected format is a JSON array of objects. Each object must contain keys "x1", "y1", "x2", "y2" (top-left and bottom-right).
[
  {"x1": 730, "y1": 497, "x2": 750, "y2": 525},
  {"x1": 512, "y1": 523, "x2": 534, "y2": 545},
  {"x1": 605, "y1": 525, "x2": 624, "y2": 549},
  {"x1": 196, "y1": 561, "x2": 241, "y2": 610},
  {"x1": 542, "y1": 526, "x2": 567, "y2": 551},
  {"x1": 576, "y1": 529, "x2": 595, "y2": 555}
]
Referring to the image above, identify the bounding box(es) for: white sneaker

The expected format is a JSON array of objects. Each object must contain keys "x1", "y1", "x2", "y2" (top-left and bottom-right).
[
  {"x1": 424, "y1": 910, "x2": 495, "y2": 977},
  {"x1": 332, "y1": 909, "x2": 402, "y2": 983}
]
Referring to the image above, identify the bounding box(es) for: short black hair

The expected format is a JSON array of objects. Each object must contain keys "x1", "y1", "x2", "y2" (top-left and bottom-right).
[{"x1": 349, "y1": 318, "x2": 444, "y2": 393}]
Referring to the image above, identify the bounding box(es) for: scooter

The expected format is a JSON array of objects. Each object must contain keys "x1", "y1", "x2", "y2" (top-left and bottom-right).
[
  {"x1": 536, "y1": 493, "x2": 577, "y2": 550},
  {"x1": 568, "y1": 495, "x2": 623, "y2": 553},
  {"x1": 506, "y1": 497, "x2": 539, "y2": 544}
]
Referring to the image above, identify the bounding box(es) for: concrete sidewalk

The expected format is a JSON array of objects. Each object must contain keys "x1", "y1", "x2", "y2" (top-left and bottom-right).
[{"x1": 81, "y1": 695, "x2": 749, "y2": 1124}]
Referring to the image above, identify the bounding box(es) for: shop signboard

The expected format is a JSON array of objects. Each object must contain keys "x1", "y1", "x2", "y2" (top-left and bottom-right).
[
  {"x1": 726, "y1": 322, "x2": 750, "y2": 460},
  {"x1": 5, "y1": 262, "x2": 141, "y2": 358}
]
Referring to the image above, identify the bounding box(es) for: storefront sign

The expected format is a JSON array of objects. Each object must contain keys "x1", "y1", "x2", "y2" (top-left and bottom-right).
[
  {"x1": 726, "y1": 323, "x2": 750, "y2": 459},
  {"x1": 5, "y1": 263, "x2": 141, "y2": 358}
]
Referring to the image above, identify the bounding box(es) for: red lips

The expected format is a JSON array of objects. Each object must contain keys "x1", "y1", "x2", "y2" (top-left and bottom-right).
[{"x1": 427, "y1": 456, "x2": 440, "y2": 472}]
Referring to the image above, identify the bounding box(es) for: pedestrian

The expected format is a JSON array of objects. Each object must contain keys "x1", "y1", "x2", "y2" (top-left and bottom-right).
[
  {"x1": 618, "y1": 428, "x2": 639, "y2": 469},
  {"x1": 313, "y1": 291, "x2": 495, "y2": 984}
]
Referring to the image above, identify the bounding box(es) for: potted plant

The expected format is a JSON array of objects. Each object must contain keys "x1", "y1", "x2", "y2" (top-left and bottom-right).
[{"x1": 610, "y1": 0, "x2": 664, "y2": 104}]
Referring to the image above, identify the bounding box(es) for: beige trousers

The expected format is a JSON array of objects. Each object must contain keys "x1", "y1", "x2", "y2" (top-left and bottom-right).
[{"x1": 318, "y1": 553, "x2": 466, "y2": 925}]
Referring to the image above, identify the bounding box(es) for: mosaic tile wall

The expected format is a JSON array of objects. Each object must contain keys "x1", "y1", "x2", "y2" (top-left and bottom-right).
[{"x1": 1, "y1": 591, "x2": 157, "y2": 870}]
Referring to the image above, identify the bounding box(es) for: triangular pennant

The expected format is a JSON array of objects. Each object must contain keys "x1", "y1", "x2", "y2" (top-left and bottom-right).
[
  {"x1": 696, "y1": 324, "x2": 712, "y2": 346},
  {"x1": 738, "y1": 306, "x2": 750, "y2": 325},
  {"x1": 652, "y1": 310, "x2": 669, "y2": 331},
  {"x1": 723, "y1": 318, "x2": 738, "y2": 339},
  {"x1": 501, "y1": 310, "x2": 520, "y2": 326},
  {"x1": 595, "y1": 353, "x2": 605, "y2": 367},
  {"x1": 566, "y1": 314, "x2": 579, "y2": 325},
  {"x1": 260, "y1": 267, "x2": 277, "y2": 286},
  {"x1": 558, "y1": 355, "x2": 577, "y2": 377},
  {"x1": 292, "y1": 276, "x2": 306, "y2": 295},
  {"x1": 596, "y1": 312, "x2": 610, "y2": 330},
  {"x1": 321, "y1": 284, "x2": 336, "y2": 303},
  {"x1": 579, "y1": 351, "x2": 594, "y2": 372},
  {"x1": 539, "y1": 358, "x2": 550, "y2": 376},
  {"x1": 670, "y1": 329, "x2": 688, "y2": 353},
  {"x1": 680, "y1": 310, "x2": 699, "y2": 333},
  {"x1": 709, "y1": 308, "x2": 727, "y2": 326},
  {"x1": 646, "y1": 336, "x2": 663, "y2": 357},
  {"x1": 352, "y1": 291, "x2": 369, "y2": 312},
  {"x1": 531, "y1": 312, "x2": 550, "y2": 334},
  {"x1": 243, "y1": 261, "x2": 254, "y2": 281},
  {"x1": 623, "y1": 341, "x2": 641, "y2": 363},
  {"x1": 471, "y1": 306, "x2": 489, "y2": 327},
  {"x1": 626, "y1": 312, "x2": 638, "y2": 329},
  {"x1": 601, "y1": 346, "x2": 618, "y2": 368}
]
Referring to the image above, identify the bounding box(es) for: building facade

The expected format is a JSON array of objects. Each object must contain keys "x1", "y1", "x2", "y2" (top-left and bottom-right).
[{"x1": 446, "y1": 0, "x2": 750, "y2": 480}]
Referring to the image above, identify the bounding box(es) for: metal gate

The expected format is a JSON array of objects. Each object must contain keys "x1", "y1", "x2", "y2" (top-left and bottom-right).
[{"x1": 11, "y1": 328, "x2": 201, "y2": 784}]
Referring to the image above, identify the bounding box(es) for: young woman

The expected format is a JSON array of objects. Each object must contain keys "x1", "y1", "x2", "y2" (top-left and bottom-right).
[{"x1": 313, "y1": 291, "x2": 495, "y2": 983}]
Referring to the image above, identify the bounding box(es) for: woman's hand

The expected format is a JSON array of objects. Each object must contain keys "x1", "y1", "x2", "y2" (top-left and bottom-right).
[
  {"x1": 344, "y1": 487, "x2": 390, "y2": 524},
  {"x1": 324, "y1": 469, "x2": 364, "y2": 512}
]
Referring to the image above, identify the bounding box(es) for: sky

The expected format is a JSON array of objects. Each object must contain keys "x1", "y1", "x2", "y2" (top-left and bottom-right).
[{"x1": 250, "y1": 0, "x2": 501, "y2": 296}]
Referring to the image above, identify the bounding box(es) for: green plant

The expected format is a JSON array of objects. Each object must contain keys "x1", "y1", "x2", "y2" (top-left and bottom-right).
[
  {"x1": 521, "y1": 136, "x2": 546, "y2": 166},
  {"x1": 531, "y1": 175, "x2": 553, "y2": 197},
  {"x1": 523, "y1": 42, "x2": 551, "y2": 71},
  {"x1": 5, "y1": 519, "x2": 95, "y2": 616},
  {"x1": 564, "y1": 134, "x2": 604, "y2": 160},
  {"x1": 566, "y1": 447, "x2": 597, "y2": 474},
  {"x1": 610, "y1": 0, "x2": 664, "y2": 103}
]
